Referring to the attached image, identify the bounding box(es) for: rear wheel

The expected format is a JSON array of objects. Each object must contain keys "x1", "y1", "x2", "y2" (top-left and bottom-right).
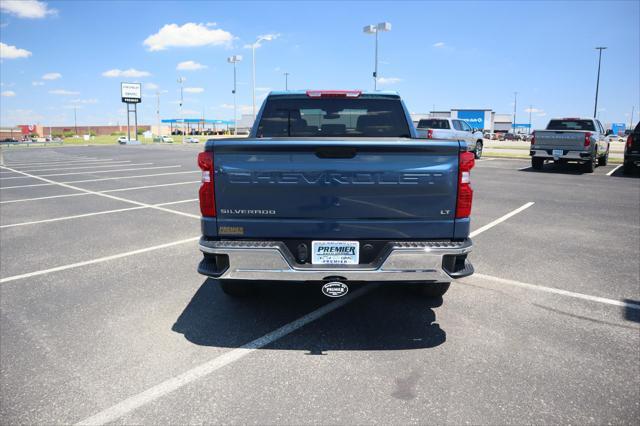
[
  {"x1": 582, "y1": 156, "x2": 595, "y2": 173},
  {"x1": 532, "y1": 157, "x2": 544, "y2": 170},
  {"x1": 219, "y1": 279, "x2": 254, "y2": 297},
  {"x1": 598, "y1": 149, "x2": 609, "y2": 166},
  {"x1": 413, "y1": 282, "x2": 450, "y2": 298},
  {"x1": 474, "y1": 141, "x2": 483, "y2": 159}
]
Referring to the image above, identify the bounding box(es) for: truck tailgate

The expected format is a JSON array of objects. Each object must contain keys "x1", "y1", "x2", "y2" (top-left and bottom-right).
[
  {"x1": 534, "y1": 131, "x2": 587, "y2": 149},
  {"x1": 209, "y1": 139, "x2": 461, "y2": 239}
]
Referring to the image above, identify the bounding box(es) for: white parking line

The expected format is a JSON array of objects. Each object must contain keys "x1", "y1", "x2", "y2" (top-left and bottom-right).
[
  {"x1": 1, "y1": 171, "x2": 199, "y2": 189},
  {"x1": 0, "y1": 237, "x2": 201, "y2": 284},
  {"x1": 0, "y1": 165, "x2": 180, "y2": 180},
  {"x1": 0, "y1": 165, "x2": 199, "y2": 220},
  {"x1": 1, "y1": 161, "x2": 136, "y2": 173},
  {"x1": 75, "y1": 285, "x2": 374, "y2": 426},
  {"x1": 470, "y1": 202, "x2": 535, "y2": 238},
  {"x1": 606, "y1": 165, "x2": 622, "y2": 176},
  {"x1": 0, "y1": 181, "x2": 199, "y2": 204},
  {"x1": 2, "y1": 158, "x2": 113, "y2": 167},
  {"x1": 0, "y1": 199, "x2": 198, "y2": 228},
  {"x1": 470, "y1": 273, "x2": 640, "y2": 311}
]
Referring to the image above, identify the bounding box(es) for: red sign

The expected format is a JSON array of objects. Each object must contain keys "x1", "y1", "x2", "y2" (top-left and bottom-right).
[{"x1": 18, "y1": 124, "x2": 37, "y2": 135}]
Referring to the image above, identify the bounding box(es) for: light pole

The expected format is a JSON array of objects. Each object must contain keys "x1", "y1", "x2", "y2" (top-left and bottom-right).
[
  {"x1": 227, "y1": 55, "x2": 242, "y2": 135},
  {"x1": 177, "y1": 76, "x2": 185, "y2": 143},
  {"x1": 512, "y1": 92, "x2": 517, "y2": 135},
  {"x1": 156, "y1": 91, "x2": 160, "y2": 139},
  {"x1": 528, "y1": 104, "x2": 532, "y2": 135},
  {"x1": 74, "y1": 106, "x2": 78, "y2": 135},
  {"x1": 593, "y1": 47, "x2": 607, "y2": 118},
  {"x1": 251, "y1": 35, "x2": 275, "y2": 121},
  {"x1": 363, "y1": 22, "x2": 391, "y2": 91},
  {"x1": 284, "y1": 72, "x2": 290, "y2": 90}
]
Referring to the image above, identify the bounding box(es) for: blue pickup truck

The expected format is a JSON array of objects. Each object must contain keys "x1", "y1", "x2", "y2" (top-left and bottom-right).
[{"x1": 197, "y1": 90, "x2": 475, "y2": 299}]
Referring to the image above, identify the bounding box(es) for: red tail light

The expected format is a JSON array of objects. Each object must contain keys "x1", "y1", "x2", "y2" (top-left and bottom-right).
[
  {"x1": 584, "y1": 132, "x2": 592, "y2": 147},
  {"x1": 197, "y1": 151, "x2": 216, "y2": 217},
  {"x1": 530, "y1": 131, "x2": 536, "y2": 147},
  {"x1": 427, "y1": 129, "x2": 433, "y2": 139},
  {"x1": 627, "y1": 134, "x2": 634, "y2": 149},
  {"x1": 456, "y1": 151, "x2": 475, "y2": 219}
]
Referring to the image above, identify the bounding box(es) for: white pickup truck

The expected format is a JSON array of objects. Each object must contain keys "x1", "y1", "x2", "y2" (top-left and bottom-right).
[
  {"x1": 530, "y1": 117, "x2": 609, "y2": 173},
  {"x1": 416, "y1": 118, "x2": 484, "y2": 159}
]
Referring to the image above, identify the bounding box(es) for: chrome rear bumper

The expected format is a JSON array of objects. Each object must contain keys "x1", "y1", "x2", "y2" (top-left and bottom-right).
[{"x1": 198, "y1": 239, "x2": 473, "y2": 282}]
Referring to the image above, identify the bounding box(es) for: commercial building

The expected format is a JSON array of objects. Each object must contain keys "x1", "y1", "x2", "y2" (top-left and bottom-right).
[{"x1": 411, "y1": 109, "x2": 525, "y2": 134}]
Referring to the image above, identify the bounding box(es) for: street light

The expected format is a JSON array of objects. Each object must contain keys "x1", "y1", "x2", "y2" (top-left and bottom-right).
[
  {"x1": 284, "y1": 72, "x2": 290, "y2": 90},
  {"x1": 512, "y1": 91, "x2": 517, "y2": 135},
  {"x1": 593, "y1": 47, "x2": 607, "y2": 118},
  {"x1": 363, "y1": 22, "x2": 391, "y2": 91},
  {"x1": 227, "y1": 55, "x2": 242, "y2": 135},
  {"x1": 251, "y1": 35, "x2": 275, "y2": 120},
  {"x1": 177, "y1": 76, "x2": 186, "y2": 143}
]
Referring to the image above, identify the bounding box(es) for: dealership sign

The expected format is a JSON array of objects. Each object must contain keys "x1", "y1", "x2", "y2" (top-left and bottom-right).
[
  {"x1": 611, "y1": 123, "x2": 626, "y2": 135},
  {"x1": 457, "y1": 110, "x2": 485, "y2": 130},
  {"x1": 121, "y1": 82, "x2": 141, "y2": 103}
]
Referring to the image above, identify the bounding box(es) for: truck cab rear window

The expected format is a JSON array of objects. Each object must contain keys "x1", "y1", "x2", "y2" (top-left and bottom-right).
[
  {"x1": 417, "y1": 119, "x2": 450, "y2": 129},
  {"x1": 256, "y1": 98, "x2": 411, "y2": 138},
  {"x1": 546, "y1": 120, "x2": 595, "y2": 131}
]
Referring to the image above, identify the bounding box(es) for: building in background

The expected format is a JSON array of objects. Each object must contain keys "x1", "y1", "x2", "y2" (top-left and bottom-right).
[{"x1": 410, "y1": 109, "x2": 514, "y2": 133}]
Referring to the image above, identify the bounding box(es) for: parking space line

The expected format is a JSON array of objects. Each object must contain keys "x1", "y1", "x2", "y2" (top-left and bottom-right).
[
  {"x1": 470, "y1": 273, "x2": 640, "y2": 311},
  {"x1": 1, "y1": 171, "x2": 199, "y2": 189},
  {"x1": 470, "y1": 202, "x2": 535, "y2": 238},
  {"x1": 0, "y1": 199, "x2": 198, "y2": 229},
  {"x1": 74, "y1": 285, "x2": 374, "y2": 426},
  {"x1": 0, "y1": 181, "x2": 199, "y2": 204},
  {"x1": 2, "y1": 161, "x2": 137, "y2": 173},
  {"x1": 0, "y1": 237, "x2": 201, "y2": 284},
  {"x1": 0, "y1": 165, "x2": 181, "y2": 180},
  {"x1": 606, "y1": 165, "x2": 622, "y2": 176},
  {"x1": 2, "y1": 158, "x2": 114, "y2": 167},
  {"x1": 0, "y1": 165, "x2": 199, "y2": 219}
]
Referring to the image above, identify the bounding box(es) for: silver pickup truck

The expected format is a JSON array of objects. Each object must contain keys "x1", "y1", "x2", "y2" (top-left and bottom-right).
[{"x1": 530, "y1": 117, "x2": 609, "y2": 172}]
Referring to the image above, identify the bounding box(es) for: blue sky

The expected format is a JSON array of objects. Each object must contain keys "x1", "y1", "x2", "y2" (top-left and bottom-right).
[{"x1": 1, "y1": 0, "x2": 638, "y2": 128}]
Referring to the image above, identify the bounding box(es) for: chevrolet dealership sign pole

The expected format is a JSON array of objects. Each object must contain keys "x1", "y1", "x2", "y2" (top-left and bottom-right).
[{"x1": 121, "y1": 82, "x2": 142, "y2": 144}]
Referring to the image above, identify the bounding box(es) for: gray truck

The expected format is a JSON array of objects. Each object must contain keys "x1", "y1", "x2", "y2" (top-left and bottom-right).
[
  {"x1": 530, "y1": 117, "x2": 609, "y2": 172},
  {"x1": 196, "y1": 90, "x2": 475, "y2": 299}
]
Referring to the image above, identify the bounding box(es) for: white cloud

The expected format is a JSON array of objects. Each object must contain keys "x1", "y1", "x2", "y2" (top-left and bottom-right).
[
  {"x1": 0, "y1": 42, "x2": 32, "y2": 59},
  {"x1": 536, "y1": 112, "x2": 547, "y2": 117},
  {"x1": 49, "y1": 89, "x2": 80, "y2": 96},
  {"x1": 377, "y1": 77, "x2": 402, "y2": 85},
  {"x1": 243, "y1": 33, "x2": 280, "y2": 49},
  {"x1": 0, "y1": 0, "x2": 56, "y2": 19},
  {"x1": 102, "y1": 68, "x2": 151, "y2": 78},
  {"x1": 42, "y1": 72, "x2": 61, "y2": 80},
  {"x1": 143, "y1": 23, "x2": 233, "y2": 51},
  {"x1": 206, "y1": 22, "x2": 217, "y2": 27},
  {"x1": 145, "y1": 82, "x2": 159, "y2": 90},
  {"x1": 69, "y1": 98, "x2": 98, "y2": 104},
  {"x1": 433, "y1": 42, "x2": 445, "y2": 48},
  {"x1": 220, "y1": 103, "x2": 253, "y2": 114},
  {"x1": 1, "y1": 90, "x2": 16, "y2": 97},
  {"x1": 177, "y1": 60, "x2": 207, "y2": 71},
  {"x1": 32, "y1": 81, "x2": 44, "y2": 86},
  {"x1": 184, "y1": 87, "x2": 204, "y2": 93}
]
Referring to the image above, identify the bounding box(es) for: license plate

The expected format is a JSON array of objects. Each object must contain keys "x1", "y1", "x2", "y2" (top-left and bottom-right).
[
  {"x1": 311, "y1": 241, "x2": 359, "y2": 265},
  {"x1": 552, "y1": 149, "x2": 563, "y2": 157}
]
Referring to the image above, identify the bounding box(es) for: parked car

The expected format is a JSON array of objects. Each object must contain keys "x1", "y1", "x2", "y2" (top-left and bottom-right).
[
  {"x1": 185, "y1": 137, "x2": 200, "y2": 143},
  {"x1": 502, "y1": 133, "x2": 519, "y2": 141},
  {"x1": 197, "y1": 90, "x2": 475, "y2": 299},
  {"x1": 416, "y1": 118, "x2": 484, "y2": 159},
  {"x1": 1, "y1": 138, "x2": 19, "y2": 144},
  {"x1": 160, "y1": 135, "x2": 174, "y2": 143},
  {"x1": 623, "y1": 122, "x2": 640, "y2": 175},
  {"x1": 530, "y1": 117, "x2": 609, "y2": 172},
  {"x1": 606, "y1": 134, "x2": 625, "y2": 143},
  {"x1": 117, "y1": 136, "x2": 128, "y2": 144}
]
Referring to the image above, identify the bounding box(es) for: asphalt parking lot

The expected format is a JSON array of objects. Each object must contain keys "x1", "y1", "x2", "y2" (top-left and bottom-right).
[{"x1": 1, "y1": 145, "x2": 638, "y2": 424}]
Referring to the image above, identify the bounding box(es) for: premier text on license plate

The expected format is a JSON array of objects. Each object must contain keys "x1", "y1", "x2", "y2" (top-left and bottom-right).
[{"x1": 311, "y1": 241, "x2": 359, "y2": 265}]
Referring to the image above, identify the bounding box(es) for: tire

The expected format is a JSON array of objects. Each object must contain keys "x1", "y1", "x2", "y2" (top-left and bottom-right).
[
  {"x1": 598, "y1": 150, "x2": 609, "y2": 166},
  {"x1": 582, "y1": 156, "x2": 595, "y2": 173},
  {"x1": 531, "y1": 157, "x2": 544, "y2": 170},
  {"x1": 623, "y1": 162, "x2": 634, "y2": 175},
  {"x1": 413, "y1": 282, "x2": 450, "y2": 298},
  {"x1": 219, "y1": 279, "x2": 254, "y2": 297},
  {"x1": 474, "y1": 141, "x2": 483, "y2": 159}
]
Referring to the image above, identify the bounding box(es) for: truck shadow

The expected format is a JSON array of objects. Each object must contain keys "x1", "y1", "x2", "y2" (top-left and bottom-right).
[
  {"x1": 172, "y1": 279, "x2": 446, "y2": 352},
  {"x1": 519, "y1": 162, "x2": 591, "y2": 175}
]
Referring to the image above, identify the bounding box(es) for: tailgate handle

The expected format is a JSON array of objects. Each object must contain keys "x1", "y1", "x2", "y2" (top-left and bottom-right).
[{"x1": 315, "y1": 147, "x2": 357, "y2": 159}]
